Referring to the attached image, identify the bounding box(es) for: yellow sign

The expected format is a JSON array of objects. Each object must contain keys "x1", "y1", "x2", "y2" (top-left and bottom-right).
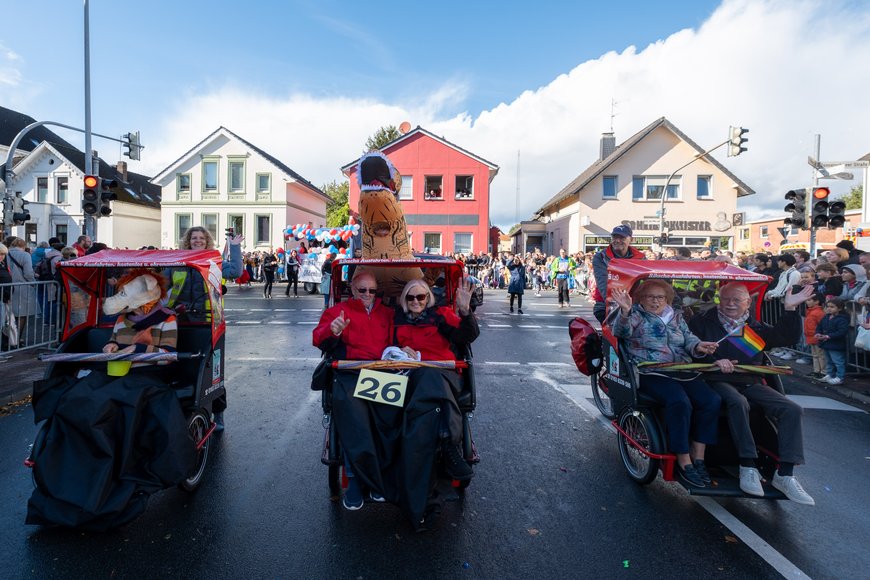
[{"x1": 353, "y1": 369, "x2": 409, "y2": 407}]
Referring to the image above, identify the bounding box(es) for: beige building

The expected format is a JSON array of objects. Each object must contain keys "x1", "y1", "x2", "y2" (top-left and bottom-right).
[{"x1": 524, "y1": 117, "x2": 754, "y2": 255}]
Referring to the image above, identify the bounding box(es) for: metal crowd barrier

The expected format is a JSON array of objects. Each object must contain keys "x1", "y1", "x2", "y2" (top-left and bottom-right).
[
  {"x1": 0, "y1": 280, "x2": 63, "y2": 354},
  {"x1": 760, "y1": 295, "x2": 869, "y2": 375}
]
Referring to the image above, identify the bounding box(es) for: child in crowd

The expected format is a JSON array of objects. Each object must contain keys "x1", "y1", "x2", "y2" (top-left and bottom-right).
[
  {"x1": 814, "y1": 298, "x2": 850, "y2": 385},
  {"x1": 802, "y1": 293, "x2": 826, "y2": 378},
  {"x1": 815, "y1": 263, "x2": 843, "y2": 299},
  {"x1": 799, "y1": 268, "x2": 818, "y2": 293}
]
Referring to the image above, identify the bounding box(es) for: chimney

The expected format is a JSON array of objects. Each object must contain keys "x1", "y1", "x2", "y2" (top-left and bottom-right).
[
  {"x1": 600, "y1": 132, "x2": 616, "y2": 161},
  {"x1": 116, "y1": 161, "x2": 128, "y2": 182}
]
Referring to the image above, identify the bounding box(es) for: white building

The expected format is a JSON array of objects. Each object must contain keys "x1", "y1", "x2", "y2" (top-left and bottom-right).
[
  {"x1": 521, "y1": 117, "x2": 755, "y2": 255},
  {"x1": 1, "y1": 105, "x2": 161, "y2": 248},
  {"x1": 152, "y1": 127, "x2": 328, "y2": 250}
]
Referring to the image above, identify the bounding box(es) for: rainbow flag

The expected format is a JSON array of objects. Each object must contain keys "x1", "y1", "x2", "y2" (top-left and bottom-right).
[{"x1": 727, "y1": 325, "x2": 766, "y2": 357}]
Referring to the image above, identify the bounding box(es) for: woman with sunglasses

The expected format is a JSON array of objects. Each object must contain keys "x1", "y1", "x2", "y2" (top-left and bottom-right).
[{"x1": 611, "y1": 279, "x2": 722, "y2": 489}]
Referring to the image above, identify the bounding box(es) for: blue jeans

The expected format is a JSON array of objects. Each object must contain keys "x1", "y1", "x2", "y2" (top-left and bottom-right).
[
  {"x1": 639, "y1": 374, "x2": 721, "y2": 454},
  {"x1": 823, "y1": 349, "x2": 846, "y2": 379}
]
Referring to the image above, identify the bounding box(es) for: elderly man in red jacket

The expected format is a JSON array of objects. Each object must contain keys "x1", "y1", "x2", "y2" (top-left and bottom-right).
[
  {"x1": 312, "y1": 270, "x2": 391, "y2": 360},
  {"x1": 312, "y1": 269, "x2": 394, "y2": 511}
]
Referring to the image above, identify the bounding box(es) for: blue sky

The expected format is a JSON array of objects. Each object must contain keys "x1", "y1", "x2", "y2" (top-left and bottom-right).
[{"x1": 3, "y1": 0, "x2": 869, "y2": 228}]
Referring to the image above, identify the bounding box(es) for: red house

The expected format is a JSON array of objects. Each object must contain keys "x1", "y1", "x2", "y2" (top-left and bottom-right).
[{"x1": 341, "y1": 127, "x2": 499, "y2": 255}]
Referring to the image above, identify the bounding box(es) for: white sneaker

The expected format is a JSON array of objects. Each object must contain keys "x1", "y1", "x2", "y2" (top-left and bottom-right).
[
  {"x1": 821, "y1": 375, "x2": 836, "y2": 383},
  {"x1": 770, "y1": 348, "x2": 784, "y2": 357},
  {"x1": 778, "y1": 351, "x2": 794, "y2": 360},
  {"x1": 795, "y1": 358, "x2": 811, "y2": 365},
  {"x1": 772, "y1": 473, "x2": 815, "y2": 505},
  {"x1": 739, "y1": 466, "x2": 765, "y2": 497},
  {"x1": 827, "y1": 377, "x2": 843, "y2": 385}
]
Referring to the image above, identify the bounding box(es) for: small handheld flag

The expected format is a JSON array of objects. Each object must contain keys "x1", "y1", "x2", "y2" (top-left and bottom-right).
[{"x1": 727, "y1": 325, "x2": 766, "y2": 357}]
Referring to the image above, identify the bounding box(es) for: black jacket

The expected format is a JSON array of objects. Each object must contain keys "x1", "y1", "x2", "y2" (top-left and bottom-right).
[
  {"x1": 816, "y1": 313, "x2": 850, "y2": 350},
  {"x1": 688, "y1": 307, "x2": 801, "y2": 365}
]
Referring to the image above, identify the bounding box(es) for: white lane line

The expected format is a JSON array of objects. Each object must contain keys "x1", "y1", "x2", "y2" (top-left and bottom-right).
[
  {"x1": 530, "y1": 367, "x2": 812, "y2": 579},
  {"x1": 518, "y1": 325, "x2": 542, "y2": 328},
  {"x1": 235, "y1": 356, "x2": 321, "y2": 362},
  {"x1": 267, "y1": 321, "x2": 293, "y2": 325},
  {"x1": 787, "y1": 395, "x2": 866, "y2": 413},
  {"x1": 487, "y1": 324, "x2": 511, "y2": 328},
  {"x1": 484, "y1": 361, "x2": 521, "y2": 365},
  {"x1": 545, "y1": 325, "x2": 566, "y2": 329},
  {"x1": 528, "y1": 362, "x2": 571, "y2": 367},
  {"x1": 692, "y1": 497, "x2": 811, "y2": 579},
  {"x1": 224, "y1": 308, "x2": 247, "y2": 311},
  {"x1": 301, "y1": 308, "x2": 322, "y2": 312},
  {"x1": 235, "y1": 321, "x2": 259, "y2": 325},
  {"x1": 274, "y1": 308, "x2": 296, "y2": 312},
  {"x1": 297, "y1": 321, "x2": 317, "y2": 325},
  {"x1": 249, "y1": 308, "x2": 270, "y2": 311}
]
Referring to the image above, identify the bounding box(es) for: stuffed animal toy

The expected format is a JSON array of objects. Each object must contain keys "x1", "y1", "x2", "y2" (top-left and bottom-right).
[{"x1": 102, "y1": 270, "x2": 178, "y2": 361}]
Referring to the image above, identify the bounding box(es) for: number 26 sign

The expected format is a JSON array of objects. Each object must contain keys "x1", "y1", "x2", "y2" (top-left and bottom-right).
[{"x1": 353, "y1": 369, "x2": 408, "y2": 407}]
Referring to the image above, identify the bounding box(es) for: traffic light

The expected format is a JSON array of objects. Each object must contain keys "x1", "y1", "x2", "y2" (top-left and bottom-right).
[
  {"x1": 82, "y1": 174, "x2": 100, "y2": 216},
  {"x1": 783, "y1": 189, "x2": 807, "y2": 229},
  {"x1": 727, "y1": 126, "x2": 749, "y2": 157},
  {"x1": 11, "y1": 192, "x2": 30, "y2": 224},
  {"x1": 828, "y1": 199, "x2": 847, "y2": 229},
  {"x1": 122, "y1": 131, "x2": 141, "y2": 161},
  {"x1": 810, "y1": 187, "x2": 831, "y2": 228},
  {"x1": 100, "y1": 178, "x2": 119, "y2": 216}
]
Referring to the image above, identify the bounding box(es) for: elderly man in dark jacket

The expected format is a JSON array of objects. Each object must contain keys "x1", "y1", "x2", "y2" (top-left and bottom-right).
[{"x1": 689, "y1": 282, "x2": 815, "y2": 505}]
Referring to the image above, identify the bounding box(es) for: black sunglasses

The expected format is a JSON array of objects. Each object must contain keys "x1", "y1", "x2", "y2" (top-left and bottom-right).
[
  {"x1": 407, "y1": 294, "x2": 429, "y2": 302},
  {"x1": 355, "y1": 287, "x2": 377, "y2": 294}
]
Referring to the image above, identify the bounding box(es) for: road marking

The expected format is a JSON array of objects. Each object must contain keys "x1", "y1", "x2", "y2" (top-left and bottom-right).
[
  {"x1": 250, "y1": 308, "x2": 270, "y2": 311},
  {"x1": 267, "y1": 321, "x2": 293, "y2": 325},
  {"x1": 297, "y1": 321, "x2": 317, "y2": 325},
  {"x1": 235, "y1": 356, "x2": 321, "y2": 362},
  {"x1": 301, "y1": 308, "x2": 322, "y2": 312},
  {"x1": 518, "y1": 325, "x2": 542, "y2": 328},
  {"x1": 484, "y1": 361, "x2": 521, "y2": 365},
  {"x1": 274, "y1": 308, "x2": 296, "y2": 312},
  {"x1": 530, "y1": 367, "x2": 812, "y2": 580},
  {"x1": 487, "y1": 324, "x2": 511, "y2": 328},
  {"x1": 528, "y1": 362, "x2": 571, "y2": 367},
  {"x1": 692, "y1": 497, "x2": 811, "y2": 579},
  {"x1": 235, "y1": 321, "x2": 259, "y2": 325},
  {"x1": 545, "y1": 325, "x2": 566, "y2": 329},
  {"x1": 787, "y1": 395, "x2": 866, "y2": 413}
]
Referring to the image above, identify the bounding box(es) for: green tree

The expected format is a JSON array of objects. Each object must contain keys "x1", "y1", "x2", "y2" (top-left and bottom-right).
[
  {"x1": 365, "y1": 125, "x2": 400, "y2": 151},
  {"x1": 834, "y1": 185, "x2": 863, "y2": 210},
  {"x1": 507, "y1": 223, "x2": 521, "y2": 235},
  {"x1": 323, "y1": 180, "x2": 349, "y2": 227}
]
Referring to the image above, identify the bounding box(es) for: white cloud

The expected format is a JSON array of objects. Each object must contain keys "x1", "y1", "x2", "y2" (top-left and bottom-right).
[{"x1": 145, "y1": 0, "x2": 870, "y2": 228}]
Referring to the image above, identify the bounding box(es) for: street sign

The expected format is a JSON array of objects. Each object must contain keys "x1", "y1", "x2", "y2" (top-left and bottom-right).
[{"x1": 819, "y1": 160, "x2": 869, "y2": 168}]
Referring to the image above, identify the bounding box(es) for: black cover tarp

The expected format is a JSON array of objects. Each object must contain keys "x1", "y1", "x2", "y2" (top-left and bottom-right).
[
  {"x1": 332, "y1": 367, "x2": 463, "y2": 529},
  {"x1": 26, "y1": 371, "x2": 196, "y2": 530}
]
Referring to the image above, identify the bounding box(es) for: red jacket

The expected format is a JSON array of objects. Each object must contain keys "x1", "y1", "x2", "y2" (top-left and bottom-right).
[
  {"x1": 312, "y1": 299, "x2": 392, "y2": 360},
  {"x1": 72, "y1": 243, "x2": 87, "y2": 258},
  {"x1": 394, "y1": 306, "x2": 480, "y2": 360},
  {"x1": 803, "y1": 305, "x2": 824, "y2": 345}
]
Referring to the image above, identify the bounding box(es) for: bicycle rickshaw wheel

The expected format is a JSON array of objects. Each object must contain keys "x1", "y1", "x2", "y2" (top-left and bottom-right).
[
  {"x1": 180, "y1": 410, "x2": 211, "y2": 491},
  {"x1": 328, "y1": 464, "x2": 342, "y2": 498},
  {"x1": 591, "y1": 373, "x2": 617, "y2": 420},
  {"x1": 617, "y1": 409, "x2": 662, "y2": 485}
]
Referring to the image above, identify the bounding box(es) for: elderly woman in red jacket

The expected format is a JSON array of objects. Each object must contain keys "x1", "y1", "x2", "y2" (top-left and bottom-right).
[{"x1": 394, "y1": 277, "x2": 479, "y2": 481}]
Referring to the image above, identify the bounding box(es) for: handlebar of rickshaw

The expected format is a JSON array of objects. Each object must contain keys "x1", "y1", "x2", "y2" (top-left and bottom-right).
[
  {"x1": 37, "y1": 352, "x2": 205, "y2": 363},
  {"x1": 331, "y1": 360, "x2": 468, "y2": 370}
]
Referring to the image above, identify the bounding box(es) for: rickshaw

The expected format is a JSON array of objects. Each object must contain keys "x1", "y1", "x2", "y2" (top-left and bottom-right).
[
  {"x1": 570, "y1": 260, "x2": 792, "y2": 498},
  {"x1": 24, "y1": 249, "x2": 226, "y2": 528},
  {"x1": 317, "y1": 255, "x2": 479, "y2": 505}
]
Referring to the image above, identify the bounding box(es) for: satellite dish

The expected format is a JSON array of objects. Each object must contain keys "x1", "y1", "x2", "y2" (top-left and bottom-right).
[{"x1": 398, "y1": 121, "x2": 411, "y2": 134}]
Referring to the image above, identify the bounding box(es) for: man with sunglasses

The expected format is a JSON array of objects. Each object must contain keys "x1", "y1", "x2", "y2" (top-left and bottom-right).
[
  {"x1": 312, "y1": 270, "x2": 392, "y2": 360},
  {"x1": 312, "y1": 270, "x2": 394, "y2": 511}
]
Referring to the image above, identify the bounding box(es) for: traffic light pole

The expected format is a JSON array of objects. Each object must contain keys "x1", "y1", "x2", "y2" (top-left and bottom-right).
[
  {"x1": 83, "y1": 0, "x2": 94, "y2": 237},
  {"x1": 658, "y1": 138, "x2": 729, "y2": 247},
  {"x1": 809, "y1": 134, "x2": 820, "y2": 256}
]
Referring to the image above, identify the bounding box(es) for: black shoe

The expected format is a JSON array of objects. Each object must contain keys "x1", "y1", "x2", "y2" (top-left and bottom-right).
[
  {"x1": 213, "y1": 411, "x2": 225, "y2": 432},
  {"x1": 443, "y1": 444, "x2": 473, "y2": 481},
  {"x1": 518, "y1": 309, "x2": 523, "y2": 314},
  {"x1": 677, "y1": 463, "x2": 705, "y2": 488},
  {"x1": 693, "y1": 459, "x2": 712, "y2": 485},
  {"x1": 510, "y1": 307, "x2": 514, "y2": 313}
]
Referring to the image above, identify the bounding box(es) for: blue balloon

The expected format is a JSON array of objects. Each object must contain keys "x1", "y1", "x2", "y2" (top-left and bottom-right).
[{"x1": 327, "y1": 244, "x2": 338, "y2": 254}]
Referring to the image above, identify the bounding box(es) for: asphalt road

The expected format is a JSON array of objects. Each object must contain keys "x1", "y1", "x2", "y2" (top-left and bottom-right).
[{"x1": 0, "y1": 286, "x2": 868, "y2": 579}]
